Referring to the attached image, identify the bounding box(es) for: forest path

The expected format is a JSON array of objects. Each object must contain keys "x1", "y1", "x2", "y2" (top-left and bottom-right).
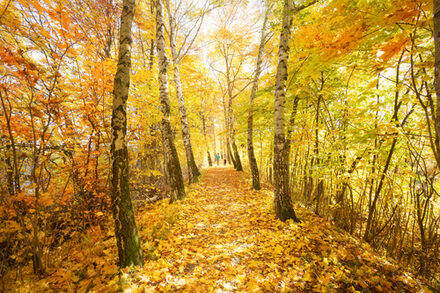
[
  {"x1": 156, "y1": 166, "x2": 276, "y2": 291},
  {"x1": 137, "y1": 167, "x2": 424, "y2": 292},
  {"x1": 6, "y1": 167, "x2": 426, "y2": 292}
]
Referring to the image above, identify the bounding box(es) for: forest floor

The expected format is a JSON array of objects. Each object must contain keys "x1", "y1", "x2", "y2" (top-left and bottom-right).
[{"x1": 4, "y1": 167, "x2": 432, "y2": 292}]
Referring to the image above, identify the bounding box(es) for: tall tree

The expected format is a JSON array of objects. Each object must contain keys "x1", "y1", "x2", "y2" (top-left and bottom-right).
[
  {"x1": 164, "y1": 0, "x2": 203, "y2": 184},
  {"x1": 272, "y1": 0, "x2": 318, "y2": 221},
  {"x1": 247, "y1": 6, "x2": 270, "y2": 190},
  {"x1": 111, "y1": 0, "x2": 143, "y2": 267},
  {"x1": 156, "y1": 0, "x2": 186, "y2": 202},
  {"x1": 273, "y1": 0, "x2": 299, "y2": 222}
]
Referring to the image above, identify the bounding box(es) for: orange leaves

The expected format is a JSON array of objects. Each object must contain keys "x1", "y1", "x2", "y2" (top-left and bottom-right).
[
  {"x1": 294, "y1": 8, "x2": 367, "y2": 62},
  {"x1": 383, "y1": 0, "x2": 429, "y2": 25},
  {"x1": 16, "y1": 0, "x2": 46, "y2": 12},
  {"x1": 377, "y1": 33, "x2": 410, "y2": 65}
]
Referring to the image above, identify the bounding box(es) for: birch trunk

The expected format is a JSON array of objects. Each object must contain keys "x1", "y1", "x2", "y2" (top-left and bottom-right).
[
  {"x1": 213, "y1": 122, "x2": 217, "y2": 159},
  {"x1": 224, "y1": 51, "x2": 243, "y2": 171},
  {"x1": 110, "y1": 0, "x2": 143, "y2": 267},
  {"x1": 166, "y1": 1, "x2": 200, "y2": 183},
  {"x1": 226, "y1": 137, "x2": 235, "y2": 166},
  {"x1": 247, "y1": 8, "x2": 269, "y2": 190},
  {"x1": 228, "y1": 93, "x2": 243, "y2": 171},
  {"x1": 273, "y1": 0, "x2": 299, "y2": 222},
  {"x1": 201, "y1": 113, "x2": 213, "y2": 166},
  {"x1": 222, "y1": 94, "x2": 234, "y2": 166},
  {"x1": 156, "y1": 0, "x2": 186, "y2": 202},
  {"x1": 230, "y1": 122, "x2": 243, "y2": 171}
]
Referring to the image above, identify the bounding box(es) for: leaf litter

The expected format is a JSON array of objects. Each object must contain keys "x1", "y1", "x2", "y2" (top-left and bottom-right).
[{"x1": 4, "y1": 167, "x2": 431, "y2": 292}]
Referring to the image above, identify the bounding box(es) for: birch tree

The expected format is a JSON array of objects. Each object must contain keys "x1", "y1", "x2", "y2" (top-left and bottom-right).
[
  {"x1": 273, "y1": 0, "x2": 299, "y2": 222},
  {"x1": 164, "y1": 0, "x2": 206, "y2": 183},
  {"x1": 272, "y1": 0, "x2": 318, "y2": 221},
  {"x1": 156, "y1": 0, "x2": 186, "y2": 202},
  {"x1": 111, "y1": 0, "x2": 143, "y2": 267},
  {"x1": 247, "y1": 5, "x2": 270, "y2": 190}
]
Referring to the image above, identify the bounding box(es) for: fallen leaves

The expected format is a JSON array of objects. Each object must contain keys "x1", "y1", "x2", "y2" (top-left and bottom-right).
[{"x1": 3, "y1": 167, "x2": 430, "y2": 292}]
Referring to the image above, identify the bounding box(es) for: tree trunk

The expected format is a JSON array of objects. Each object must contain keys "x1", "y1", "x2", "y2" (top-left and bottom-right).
[
  {"x1": 225, "y1": 99, "x2": 243, "y2": 171},
  {"x1": 247, "y1": 8, "x2": 269, "y2": 190},
  {"x1": 111, "y1": 0, "x2": 143, "y2": 267},
  {"x1": 224, "y1": 49, "x2": 243, "y2": 171},
  {"x1": 273, "y1": 0, "x2": 299, "y2": 222},
  {"x1": 156, "y1": 0, "x2": 186, "y2": 202},
  {"x1": 228, "y1": 98, "x2": 242, "y2": 171},
  {"x1": 226, "y1": 137, "x2": 235, "y2": 166},
  {"x1": 313, "y1": 93, "x2": 323, "y2": 215},
  {"x1": 248, "y1": 9, "x2": 269, "y2": 190},
  {"x1": 165, "y1": 1, "x2": 200, "y2": 183},
  {"x1": 201, "y1": 113, "x2": 212, "y2": 166},
  {"x1": 230, "y1": 126, "x2": 243, "y2": 171},
  {"x1": 213, "y1": 121, "x2": 217, "y2": 158}
]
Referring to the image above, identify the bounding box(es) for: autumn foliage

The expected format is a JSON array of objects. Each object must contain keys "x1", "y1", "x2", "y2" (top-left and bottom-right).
[{"x1": 1, "y1": 0, "x2": 440, "y2": 291}]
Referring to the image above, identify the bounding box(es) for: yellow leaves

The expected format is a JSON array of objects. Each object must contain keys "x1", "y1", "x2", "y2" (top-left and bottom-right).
[
  {"x1": 273, "y1": 244, "x2": 283, "y2": 255},
  {"x1": 1, "y1": 220, "x2": 21, "y2": 234},
  {"x1": 3, "y1": 169, "x2": 428, "y2": 292},
  {"x1": 365, "y1": 78, "x2": 378, "y2": 91},
  {"x1": 303, "y1": 271, "x2": 314, "y2": 282},
  {"x1": 40, "y1": 192, "x2": 54, "y2": 206},
  {"x1": 246, "y1": 278, "x2": 260, "y2": 291}
]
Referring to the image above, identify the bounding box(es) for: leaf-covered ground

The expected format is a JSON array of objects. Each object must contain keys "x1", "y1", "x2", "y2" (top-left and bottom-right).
[{"x1": 5, "y1": 167, "x2": 431, "y2": 292}]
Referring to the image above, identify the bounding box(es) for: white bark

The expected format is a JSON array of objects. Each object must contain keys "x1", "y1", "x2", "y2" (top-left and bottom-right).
[
  {"x1": 156, "y1": 0, "x2": 186, "y2": 201},
  {"x1": 273, "y1": 0, "x2": 299, "y2": 222},
  {"x1": 247, "y1": 7, "x2": 270, "y2": 190},
  {"x1": 165, "y1": 0, "x2": 200, "y2": 183}
]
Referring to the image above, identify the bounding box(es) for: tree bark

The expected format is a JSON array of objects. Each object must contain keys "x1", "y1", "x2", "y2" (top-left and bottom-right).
[
  {"x1": 226, "y1": 137, "x2": 235, "y2": 166},
  {"x1": 165, "y1": 0, "x2": 200, "y2": 183},
  {"x1": 111, "y1": 0, "x2": 143, "y2": 267},
  {"x1": 156, "y1": 0, "x2": 186, "y2": 202},
  {"x1": 230, "y1": 123, "x2": 243, "y2": 171},
  {"x1": 224, "y1": 48, "x2": 243, "y2": 171},
  {"x1": 247, "y1": 8, "x2": 269, "y2": 190},
  {"x1": 222, "y1": 94, "x2": 234, "y2": 166},
  {"x1": 227, "y1": 90, "x2": 242, "y2": 170},
  {"x1": 273, "y1": 0, "x2": 299, "y2": 222},
  {"x1": 201, "y1": 113, "x2": 213, "y2": 166}
]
